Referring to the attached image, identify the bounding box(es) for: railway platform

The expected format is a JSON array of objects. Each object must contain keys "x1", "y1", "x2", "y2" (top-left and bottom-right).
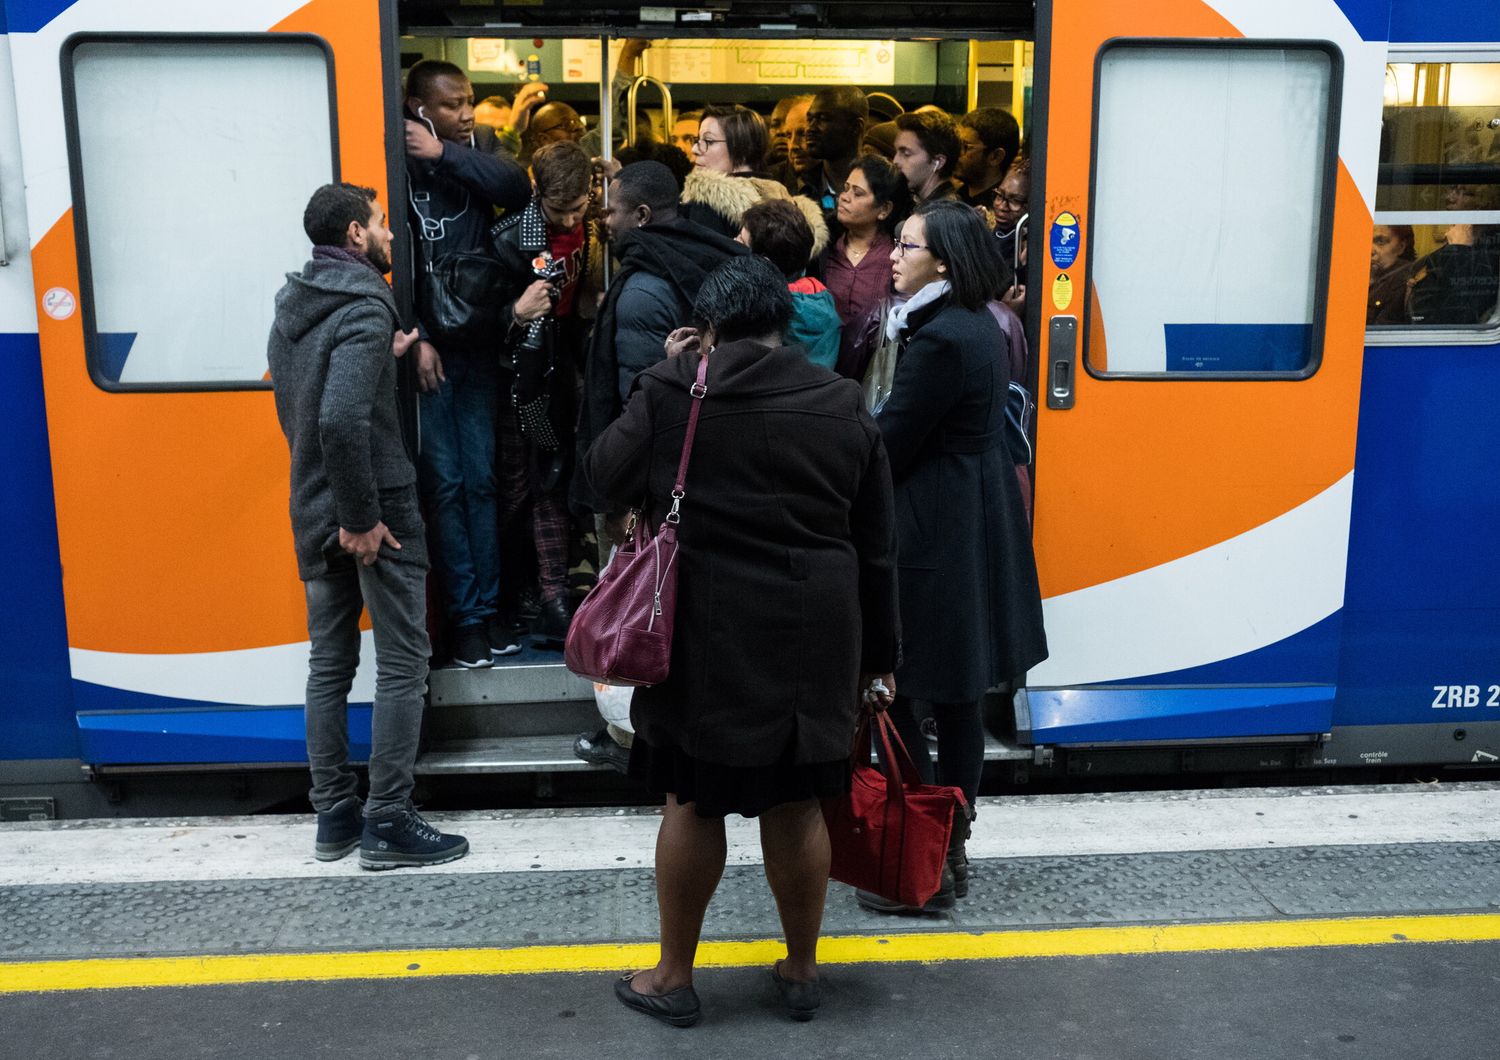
[{"x1": 3, "y1": 781, "x2": 1500, "y2": 1059}]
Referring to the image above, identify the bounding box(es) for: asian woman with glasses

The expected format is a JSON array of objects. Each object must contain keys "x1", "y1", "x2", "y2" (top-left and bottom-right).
[{"x1": 860, "y1": 199, "x2": 1049, "y2": 914}]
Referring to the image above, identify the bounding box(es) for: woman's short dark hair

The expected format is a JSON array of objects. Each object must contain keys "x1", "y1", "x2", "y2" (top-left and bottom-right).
[
  {"x1": 850, "y1": 153, "x2": 911, "y2": 234},
  {"x1": 700, "y1": 104, "x2": 769, "y2": 172},
  {"x1": 692, "y1": 255, "x2": 793, "y2": 344},
  {"x1": 741, "y1": 199, "x2": 814, "y2": 280},
  {"x1": 914, "y1": 199, "x2": 1003, "y2": 310},
  {"x1": 303, "y1": 182, "x2": 377, "y2": 246},
  {"x1": 1388, "y1": 223, "x2": 1417, "y2": 262}
]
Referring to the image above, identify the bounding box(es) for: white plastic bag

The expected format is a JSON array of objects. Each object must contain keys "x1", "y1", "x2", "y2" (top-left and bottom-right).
[
  {"x1": 593, "y1": 682, "x2": 635, "y2": 734},
  {"x1": 588, "y1": 544, "x2": 635, "y2": 734}
]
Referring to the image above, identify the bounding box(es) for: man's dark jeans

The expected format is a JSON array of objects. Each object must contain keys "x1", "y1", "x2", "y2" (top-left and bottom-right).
[
  {"x1": 418, "y1": 352, "x2": 500, "y2": 629},
  {"x1": 303, "y1": 554, "x2": 430, "y2": 817}
]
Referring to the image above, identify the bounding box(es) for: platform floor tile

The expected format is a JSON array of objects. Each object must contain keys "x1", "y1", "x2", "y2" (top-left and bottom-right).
[{"x1": 4, "y1": 842, "x2": 1499, "y2": 962}]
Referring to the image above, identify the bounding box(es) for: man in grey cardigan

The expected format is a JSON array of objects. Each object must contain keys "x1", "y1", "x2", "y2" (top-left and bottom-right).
[{"x1": 268, "y1": 182, "x2": 466, "y2": 870}]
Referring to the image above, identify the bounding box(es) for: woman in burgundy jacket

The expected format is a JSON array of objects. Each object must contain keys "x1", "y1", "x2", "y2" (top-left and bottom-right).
[{"x1": 815, "y1": 154, "x2": 910, "y2": 379}]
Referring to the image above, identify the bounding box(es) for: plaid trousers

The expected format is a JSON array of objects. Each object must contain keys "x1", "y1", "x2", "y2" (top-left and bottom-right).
[{"x1": 496, "y1": 407, "x2": 571, "y2": 602}]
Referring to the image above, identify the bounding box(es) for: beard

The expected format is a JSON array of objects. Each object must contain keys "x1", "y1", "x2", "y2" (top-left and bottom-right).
[{"x1": 365, "y1": 241, "x2": 392, "y2": 274}]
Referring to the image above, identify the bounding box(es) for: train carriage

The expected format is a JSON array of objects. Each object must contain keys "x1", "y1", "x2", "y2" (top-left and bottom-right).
[{"x1": 0, "y1": 0, "x2": 1496, "y2": 816}]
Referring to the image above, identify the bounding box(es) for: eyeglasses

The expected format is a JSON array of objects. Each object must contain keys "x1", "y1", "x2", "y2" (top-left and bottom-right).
[
  {"x1": 893, "y1": 240, "x2": 930, "y2": 258},
  {"x1": 533, "y1": 120, "x2": 583, "y2": 138},
  {"x1": 994, "y1": 192, "x2": 1028, "y2": 209},
  {"x1": 692, "y1": 136, "x2": 726, "y2": 149}
]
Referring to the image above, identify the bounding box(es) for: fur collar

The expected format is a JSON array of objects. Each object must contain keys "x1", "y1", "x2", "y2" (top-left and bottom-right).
[{"x1": 681, "y1": 167, "x2": 829, "y2": 258}]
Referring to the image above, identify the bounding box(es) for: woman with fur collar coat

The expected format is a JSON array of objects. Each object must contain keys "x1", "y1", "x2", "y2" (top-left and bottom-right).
[{"x1": 680, "y1": 104, "x2": 829, "y2": 256}]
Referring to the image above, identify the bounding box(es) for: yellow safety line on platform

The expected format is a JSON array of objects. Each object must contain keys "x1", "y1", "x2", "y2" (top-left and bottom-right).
[{"x1": 4, "y1": 914, "x2": 1499, "y2": 994}]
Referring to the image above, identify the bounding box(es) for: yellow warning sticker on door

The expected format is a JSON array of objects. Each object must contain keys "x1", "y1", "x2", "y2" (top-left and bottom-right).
[{"x1": 1052, "y1": 272, "x2": 1073, "y2": 311}]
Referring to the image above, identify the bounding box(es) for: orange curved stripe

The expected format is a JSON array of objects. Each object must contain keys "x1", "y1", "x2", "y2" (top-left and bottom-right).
[
  {"x1": 274, "y1": 0, "x2": 390, "y2": 195},
  {"x1": 1032, "y1": 0, "x2": 1368, "y2": 598},
  {"x1": 35, "y1": 1, "x2": 388, "y2": 654}
]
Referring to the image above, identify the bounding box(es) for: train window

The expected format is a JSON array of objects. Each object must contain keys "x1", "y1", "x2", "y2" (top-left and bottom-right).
[
  {"x1": 62, "y1": 36, "x2": 336, "y2": 390},
  {"x1": 1369, "y1": 60, "x2": 1500, "y2": 334},
  {"x1": 1085, "y1": 43, "x2": 1338, "y2": 378}
]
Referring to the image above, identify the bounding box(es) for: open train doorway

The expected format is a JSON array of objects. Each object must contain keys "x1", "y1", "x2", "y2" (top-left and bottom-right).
[{"x1": 390, "y1": 6, "x2": 1041, "y2": 779}]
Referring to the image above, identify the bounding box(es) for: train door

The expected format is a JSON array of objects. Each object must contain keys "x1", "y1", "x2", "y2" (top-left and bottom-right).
[
  {"x1": 14, "y1": 0, "x2": 398, "y2": 764},
  {"x1": 1022, "y1": 0, "x2": 1387, "y2": 748}
]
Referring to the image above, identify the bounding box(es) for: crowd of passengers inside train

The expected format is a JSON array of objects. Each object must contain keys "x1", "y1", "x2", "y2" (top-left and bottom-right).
[{"x1": 401, "y1": 44, "x2": 1036, "y2": 688}]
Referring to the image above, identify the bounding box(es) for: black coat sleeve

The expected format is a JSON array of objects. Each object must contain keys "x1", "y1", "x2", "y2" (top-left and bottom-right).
[
  {"x1": 436, "y1": 139, "x2": 532, "y2": 212},
  {"x1": 850, "y1": 409, "x2": 901, "y2": 674},
  {"x1": 488, "y1": 233, "x2": 535, "y2": 343},
  {"x1": 875, "y1": 323, "x2": 964, "y2": 480},
  {"x1": 582, "y1": 376, "x2": 657, "y2": 512}
]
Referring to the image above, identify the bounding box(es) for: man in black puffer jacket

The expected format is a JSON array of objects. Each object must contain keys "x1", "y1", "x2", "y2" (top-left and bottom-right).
[{"x1": 268, "y1": 183, "x2": 468, "y2": 872}]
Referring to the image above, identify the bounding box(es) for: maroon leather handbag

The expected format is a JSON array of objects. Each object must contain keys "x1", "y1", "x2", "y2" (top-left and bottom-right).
[
  {"x1": 823, "y1": 710, "x2": 969, "y2": 908},
  {"x1": 564, "y1": 355, "x2": 709, "y2": 687}
]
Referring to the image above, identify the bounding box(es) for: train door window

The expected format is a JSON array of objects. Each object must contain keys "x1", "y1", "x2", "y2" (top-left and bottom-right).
[
  {"x1": 1369, "y1": 58, "x2": 1500, "y2": 336},
  {"x1": 62, "y1": 36, "x2": 336, "y2": 390},
  {"x1": 1085, "y1": 42, "x2": 1339, "y2": 378}
]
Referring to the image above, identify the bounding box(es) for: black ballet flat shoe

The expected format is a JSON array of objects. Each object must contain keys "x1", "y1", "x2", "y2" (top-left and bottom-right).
[
  {"x1": 771, "y1": 961, "x2": 821, "y2": 1021},
  {"x1": 613, "y1": 972, "x2": 701, "y2": 1028}
]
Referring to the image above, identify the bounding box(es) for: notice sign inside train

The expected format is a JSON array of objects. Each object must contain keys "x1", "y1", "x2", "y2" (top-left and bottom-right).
[
  {"x1": 563, "y1": 38, "x2": 896, "y2": 85},
  {"x1": 1050, "y1": 212, "x2": 1080, "y2": 269}
]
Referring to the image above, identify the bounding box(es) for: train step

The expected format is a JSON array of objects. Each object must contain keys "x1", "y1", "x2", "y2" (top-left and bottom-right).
[
  {"x1": 412, "y1": 730, "x2": 1033, "y2": 776},
  {"x1": 415, "y1": 734, "x2": 604, "y2": 775},
  {"x1": 428, "y1": 656, "x2": 593, "y2": 707}
]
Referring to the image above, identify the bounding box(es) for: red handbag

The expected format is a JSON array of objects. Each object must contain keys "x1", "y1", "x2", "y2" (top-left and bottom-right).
[
  {"x1": 823, "y1": 710, "x2": 969, "y2": 908},
  {"x1": 564, "y1": 355, "x2": 709, "y2": 687}
]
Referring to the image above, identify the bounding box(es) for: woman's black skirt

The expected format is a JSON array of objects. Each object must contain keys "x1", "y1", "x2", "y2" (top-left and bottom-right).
[{"x1": 629, "y1": 736, "x2": 851, "y2": 819}]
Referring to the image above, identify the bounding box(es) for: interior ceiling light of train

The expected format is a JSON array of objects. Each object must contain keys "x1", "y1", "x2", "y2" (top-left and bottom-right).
[{"x1": 397, "y1": 1, "x2": 1036, "y2": 36}]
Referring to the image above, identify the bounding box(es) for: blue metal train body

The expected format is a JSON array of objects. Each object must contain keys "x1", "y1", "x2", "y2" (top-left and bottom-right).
[{"x1": 0, "y1": 0, "x2": 1496, "y2": 802}]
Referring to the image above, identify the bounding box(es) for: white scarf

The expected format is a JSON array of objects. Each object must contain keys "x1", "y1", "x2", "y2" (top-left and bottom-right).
[{"x1": 886, "y1": 279, "x2": 951, "y2": 342}]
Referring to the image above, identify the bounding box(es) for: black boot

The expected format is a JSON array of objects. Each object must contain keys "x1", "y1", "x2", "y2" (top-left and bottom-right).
[
  {"x1": 531, "y1": 595, "x2": 572, "y2": 648},
  {"x1": 948, "y1": 806, "x2": 975, "y2": 898}
]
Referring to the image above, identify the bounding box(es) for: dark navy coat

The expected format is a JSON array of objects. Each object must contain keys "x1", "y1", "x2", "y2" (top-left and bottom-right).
[{"x1": 876, "y1": 296, "x2": 1047, "y2": 702}]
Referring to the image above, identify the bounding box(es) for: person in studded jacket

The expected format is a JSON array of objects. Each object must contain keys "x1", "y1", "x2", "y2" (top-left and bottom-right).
[{"x1": 489, "y1": 141, "x2": 602, "y2": 646}]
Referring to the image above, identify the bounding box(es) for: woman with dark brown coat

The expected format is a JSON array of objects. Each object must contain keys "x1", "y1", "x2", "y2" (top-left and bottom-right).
[{"x1": 583, "y1": 255, "x2": 900, "y2": 1027}]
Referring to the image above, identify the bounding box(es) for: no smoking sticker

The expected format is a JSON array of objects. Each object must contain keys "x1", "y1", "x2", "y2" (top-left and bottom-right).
[{"x1": 42, "y1": 287, "x2": 76, "y2": 321}]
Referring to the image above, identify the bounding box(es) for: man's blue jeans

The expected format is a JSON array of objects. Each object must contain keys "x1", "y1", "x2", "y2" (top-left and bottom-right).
[{"x1": 418, "y1": 352, "x2": 499, "y2": 629}]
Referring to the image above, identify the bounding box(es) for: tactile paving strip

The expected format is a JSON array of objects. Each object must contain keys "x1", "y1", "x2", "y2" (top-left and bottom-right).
[{"x1": 3, "y1": 843, "x2": 1497, "y2": 960}]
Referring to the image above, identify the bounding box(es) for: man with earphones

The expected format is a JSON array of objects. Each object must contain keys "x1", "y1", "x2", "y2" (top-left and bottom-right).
[
  {"x1": 893, "y1": 109, "x2": 962, "y2": 206},
  {"x1": 404, "y1": 59, "x2": 531, "y2": 670}
]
